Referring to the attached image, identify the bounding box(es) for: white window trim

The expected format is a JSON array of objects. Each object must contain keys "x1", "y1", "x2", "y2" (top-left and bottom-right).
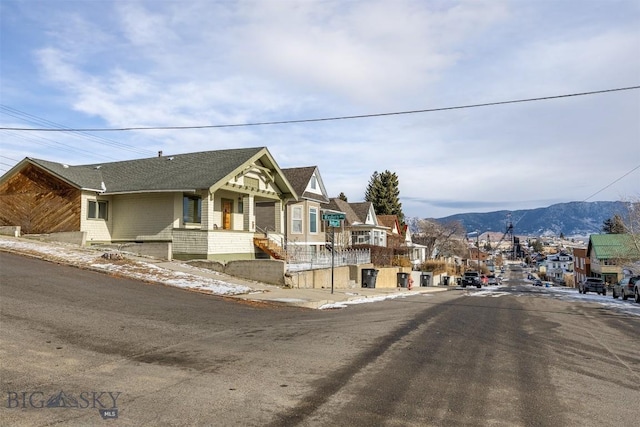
[
  {"x1": 292, "y1": 206, "x2": 303, "y2": 234},
  {"x1": 309, "y1": 207, "x2": 318, "y2": 234},
  {"x1": 87, "y1": 199, "x2": 108, "y2": 220}
]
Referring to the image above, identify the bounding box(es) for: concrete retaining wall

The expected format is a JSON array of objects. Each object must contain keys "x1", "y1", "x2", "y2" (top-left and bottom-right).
[
  {"x1": 226, "y1": 259, "x2": 286, "y2": 285},
  {"x1": 287, "y1": 266, "x2": 355, "y2": 289},
  {"x1": 101, "y1": 242, "x2": 173, "y2": 260},
  {"x1": 188, "y1": 259, "x2": 286, "y2": 286},
  {"x1": 0, "y1": 226, "x2": 21, "y2": 237},
  {"x1": 187, "y1": 260, "x2": 421, "y2": 290},
  {"x1": 24, "y1": 231, "x2": 87, "y2": 246}
]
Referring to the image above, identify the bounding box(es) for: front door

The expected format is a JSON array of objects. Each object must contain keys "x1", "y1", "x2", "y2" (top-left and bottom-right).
[{"x1": 222, "y1": 199, "x2": 233, "y2": 230}]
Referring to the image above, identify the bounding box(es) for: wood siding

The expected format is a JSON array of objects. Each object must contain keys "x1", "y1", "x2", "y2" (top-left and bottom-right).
[{"x1": 0, "y1": 164, "x2": 81, "y2": 234}]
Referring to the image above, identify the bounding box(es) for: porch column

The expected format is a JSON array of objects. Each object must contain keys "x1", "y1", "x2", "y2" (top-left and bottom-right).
[
  {"x1": 274, "y1": 200, "x2": 283, "y2": 234},
  {"x1": 201, "y1": 191, "x2": 214, "y2": 230},
  {"x1": 243, "y1": 195, "x2": 255, "y2": 232}
]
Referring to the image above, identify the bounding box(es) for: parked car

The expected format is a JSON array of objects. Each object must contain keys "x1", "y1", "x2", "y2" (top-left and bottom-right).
[
  {"x1": 578, "y1": 278, "x2": 606, "y2": 295},
  {"x1": 635, "y1": 279, "x2": 640, "y2": 303},
  {"x1": 487, "y1": 274, "x2": 499, "y2": 285},
  {"x1": 613, "y1": 276, "x2": 639, "y2": 300},
  {"x1": 461, "y1": 271, "x2": 482, "y2": 288},
  {"x1": 533, "y1": 279, "x2": 543, "y2": 286}
]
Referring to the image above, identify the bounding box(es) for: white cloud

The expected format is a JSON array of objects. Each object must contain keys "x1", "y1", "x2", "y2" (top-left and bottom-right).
[{"x1": 2, "y1": 0, "x2": 639, "y2": 218}]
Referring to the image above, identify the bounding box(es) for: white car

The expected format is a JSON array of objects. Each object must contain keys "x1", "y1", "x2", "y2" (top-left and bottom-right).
[{"x1": 613, "y1": 276, "x2": 639, "y2": 300}]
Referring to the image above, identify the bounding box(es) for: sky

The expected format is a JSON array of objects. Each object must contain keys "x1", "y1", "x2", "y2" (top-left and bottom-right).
[{"x1": 1, "y1": 0, "x2": 639, "y2": 219}]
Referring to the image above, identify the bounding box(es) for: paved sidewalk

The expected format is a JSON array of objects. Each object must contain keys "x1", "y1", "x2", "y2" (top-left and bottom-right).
[
  {"x1": 0, "y1": 236, "x2": 449, "y2": 309},
  {"x1": 129, "y1": 257, "x2": 449, "y2": 309}
]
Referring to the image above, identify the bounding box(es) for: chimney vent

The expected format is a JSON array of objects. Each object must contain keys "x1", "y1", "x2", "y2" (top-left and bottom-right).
[{"x1": 158, "y1": 150, "x2": 163, "y2": 157}]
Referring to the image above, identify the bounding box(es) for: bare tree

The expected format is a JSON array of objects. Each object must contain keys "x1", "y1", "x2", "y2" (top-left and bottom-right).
[
  {"x1": 413, "y1": 219, "x2": 466, "y2": 259},
  {"x1": 617, "y1": 196, "x2": 640, "y2": 273}
]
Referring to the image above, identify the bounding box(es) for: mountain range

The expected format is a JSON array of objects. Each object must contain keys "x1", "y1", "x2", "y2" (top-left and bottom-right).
[{"x1": 407, "y1": 201, "x2": 628, "y2": 237}]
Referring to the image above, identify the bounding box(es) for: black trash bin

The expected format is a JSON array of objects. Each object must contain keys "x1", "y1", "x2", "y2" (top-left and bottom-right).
[
  {"x1": 362, "y1": 269, "x2": 378, "y2": 288},
  {"x1": 420, "y1": 273, "x2": 431, "y2": 287},
  {"x1": 456, "y1": 277, "x2": 462, "y2": 286},
  {"x1": 442, "y1": 276, "x2": 450, "y2": 286},
  {"x1": 397, "y1": 272, "x2": 409, "y2": 288}
]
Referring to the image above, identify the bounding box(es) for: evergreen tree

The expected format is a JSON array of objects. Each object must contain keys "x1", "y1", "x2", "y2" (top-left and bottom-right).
[
  {"x1": 338, "y1": 192, "x2": 348, "y2": 202},
  {"x1": 364, "y1": 170, "x2": 404, "y2": 224},
  {"x1": 602, "y1": 214, "x2": 626, "y2": 234}
]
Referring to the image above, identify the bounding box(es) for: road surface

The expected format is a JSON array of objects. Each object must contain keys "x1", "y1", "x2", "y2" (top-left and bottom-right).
[{"x1": 1, "y1": 252, "x2": 638, "y2": 426}]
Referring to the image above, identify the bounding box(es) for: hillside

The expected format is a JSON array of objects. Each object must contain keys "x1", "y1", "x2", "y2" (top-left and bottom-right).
[{"x1": 407, "y1": 201, "x2": 628, "y2": 237}]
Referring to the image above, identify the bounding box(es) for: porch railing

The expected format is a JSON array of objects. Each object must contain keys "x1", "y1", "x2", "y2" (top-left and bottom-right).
[{"x1": 286, "y1": 247, "x2": 371, "y2": 272}]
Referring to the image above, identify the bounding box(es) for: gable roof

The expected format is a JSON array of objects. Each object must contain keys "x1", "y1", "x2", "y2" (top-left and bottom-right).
[
  {"x1": 588, "y1": 234, "x2": 640, "y2": 260},
  {"x1": 325, "y1": 198, "x2": 359, "y2": 225},
  {"x1": 377, "y1": 215, "x2": 400, "y2": 234},
  {"x1": 281, "y1": 166, "x2": 330, "y2": 204},
  {"x1": 2, "y1": 147, "x2": 297, "y2": 198},
  {"x1": 350, "y1": 202, "x2": 375, "y2": 224}
]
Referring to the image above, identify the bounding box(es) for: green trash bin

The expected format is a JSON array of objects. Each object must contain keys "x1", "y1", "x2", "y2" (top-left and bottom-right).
[
  {"x1": 397, "y1": 272, "x2": 409, "y2": 288},
  {"x1": 362, "y1": 269, "x2": 378, "y2": 288},
  {"x1": 420, "y1": 273, "x2": 431, "y2": 287}
]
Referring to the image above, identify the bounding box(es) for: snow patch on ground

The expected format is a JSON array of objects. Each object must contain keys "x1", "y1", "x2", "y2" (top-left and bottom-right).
[
  {"x1": 0, "y1": 238, "x2": 252, "y2": 296},
  {"x1": 319, "y1": 292, "x2": 431, "y2": 309}
]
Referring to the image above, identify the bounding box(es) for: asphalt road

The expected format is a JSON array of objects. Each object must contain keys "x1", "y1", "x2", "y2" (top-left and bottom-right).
[{"x1": 1, "y1": 252, "x2": 638, "y2": 426}]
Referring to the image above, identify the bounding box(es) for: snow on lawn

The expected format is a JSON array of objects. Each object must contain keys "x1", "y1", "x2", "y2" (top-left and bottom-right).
[
  {"x1": 319, "y1": 292, "x2": 431, "y2": 310},
  {"x1": 0, "y1": 238, "x2": 252, "y2": 295}
]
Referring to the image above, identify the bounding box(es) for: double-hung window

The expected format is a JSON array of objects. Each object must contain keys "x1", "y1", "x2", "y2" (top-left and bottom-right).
[
  {"x1": 183, "y1": 195, "x2": 202, "y2": 224},
  {"x1": 88, "y1": 200, "x2": 108, "y2": 220},
  {"x1": 292, "y1": 206, "x2": 302, "y2": 233},
  {"x1": 309, "y1": 207, "x2": 318, "y2": 233}
]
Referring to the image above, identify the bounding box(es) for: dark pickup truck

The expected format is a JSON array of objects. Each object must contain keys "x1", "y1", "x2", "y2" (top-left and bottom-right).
[
  {"x1": 578, "y1": 278, "x2": 606, "y2": 295},
  {"x1": 461, "y1": 271, "x2": 482, "y2": 288}
]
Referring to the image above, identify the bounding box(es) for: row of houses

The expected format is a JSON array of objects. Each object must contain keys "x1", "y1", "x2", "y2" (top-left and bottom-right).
[
  {"x1": 532, "y1": 234, "x2": 640, "y2": 286},
  {"x1": 0, "y1": 147, "x2": 427, "y2": 267}
]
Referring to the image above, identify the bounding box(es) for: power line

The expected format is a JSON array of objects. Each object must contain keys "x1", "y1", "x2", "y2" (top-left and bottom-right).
[
  {"x1": 0, "y1": 105, "x2": 156, "y2": 155},
  {"x1": 582, "y1": 164, "x2": 640, "y2": 202},
  {"x1": 0, "y1": 155, "x2": 20, "y2": 162},
  {"x1": 0, "y1": 130, "x2": 120, "y2": 161},
  {"x1": 1, "y1": 86, "x2": 638, "y2": 132}
]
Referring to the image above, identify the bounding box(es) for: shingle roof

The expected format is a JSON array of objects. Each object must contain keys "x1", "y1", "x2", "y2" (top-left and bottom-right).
[
  {"x1": 20, "y1": 147, "x2": 277, "y2": 194},
  {"x1": 281, "y1": 166, "x2": 330, "y2": 203},
  {"x1": 325, "y1": 198, "x2": 360, "y2": 226},
  {"x1": 377, "y1": 215, "x2": 399, "y2": 233},
  {"x1": 28, "y1": 158, "x2": 105, "y2": 191},
  {"x1": 350, "y1": 202, "x2": 373, "y2": 224},
  {"x1": 588, "y1": 234, "x2": 640, "y2": 259}
]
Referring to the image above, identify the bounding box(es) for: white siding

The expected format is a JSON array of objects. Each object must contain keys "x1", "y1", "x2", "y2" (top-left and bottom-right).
[
  {"x1": 208, "y1": 231, "x2": 254, "y2": 255},
  {"x1": 173, "y1": 229, "x2": 208, "y2": 255},
  {"x1": 80, "y1": 191, "x2": 113, "y2": 242}
]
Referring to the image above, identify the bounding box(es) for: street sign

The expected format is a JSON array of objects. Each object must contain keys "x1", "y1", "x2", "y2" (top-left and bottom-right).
[
  {"x1": 328, "y1": 219, "x2": 341, "y2": 227},
  {"x1": 322, "y1": 213, "x2": 345, "y2": 221}
]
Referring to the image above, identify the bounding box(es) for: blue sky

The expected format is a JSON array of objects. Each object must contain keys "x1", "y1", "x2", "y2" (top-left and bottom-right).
[{"x1": 1, "y1": 0, "x2": 639, "y2": 219}]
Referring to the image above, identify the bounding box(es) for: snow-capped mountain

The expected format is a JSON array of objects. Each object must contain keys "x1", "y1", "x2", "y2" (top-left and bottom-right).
[{"x1": 407, "y1": 201, "x2": 629, "y2": 237}]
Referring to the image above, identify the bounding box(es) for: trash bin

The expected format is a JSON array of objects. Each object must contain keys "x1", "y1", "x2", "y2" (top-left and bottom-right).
[
  {"x1": 420, "y1": 273, "x2": 431, "y2": 287},
  {"x1": 362, "y1": 269, "x2": 378, "y2": 288},
  {"x1": 397, "y1": 272, "x2": 409, "y2": 288},
  {"x1": 456, "y1": 277, "x2": 462, "y2": 286},
  {"x1": 442, "y1": 276, "x2": 450, "y2": 286}
]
